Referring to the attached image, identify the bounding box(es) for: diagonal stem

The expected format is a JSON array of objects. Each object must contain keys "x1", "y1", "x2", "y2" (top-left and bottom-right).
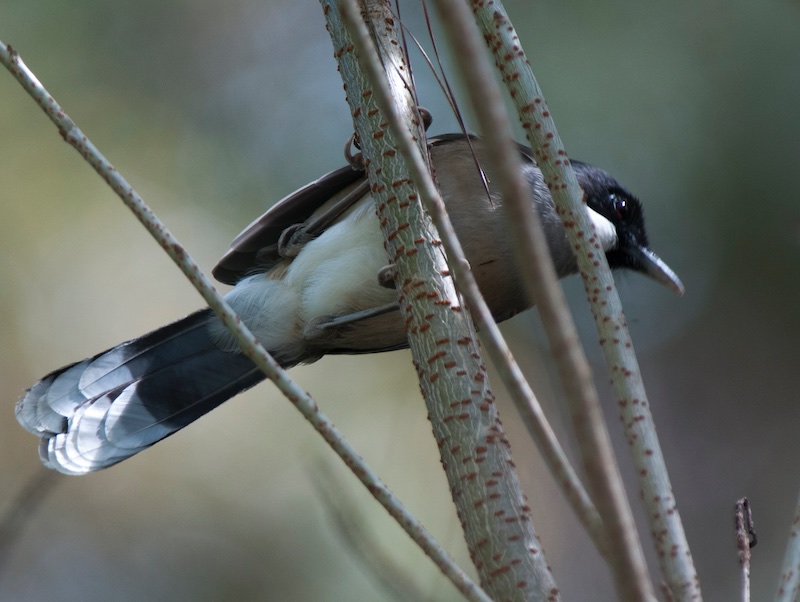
[{"x1": 0, "y1": 40, "x2": 489, "y2": 602}]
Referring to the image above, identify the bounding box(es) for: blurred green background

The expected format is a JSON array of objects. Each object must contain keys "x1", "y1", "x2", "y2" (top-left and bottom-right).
[{"x1": 1, "y1": 1, "x2": 799, "y2": 600}]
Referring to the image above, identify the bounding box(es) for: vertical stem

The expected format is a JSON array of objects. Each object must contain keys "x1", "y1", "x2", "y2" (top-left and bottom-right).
[
  {"x1": 734, "y1": 499, "x2": 753, "y2": 602},
  {"x1": 469, "y1": 2, "x2": 700, "y2": 599},
  {"x1": 325, "y1": 0, "x2": 559, "y2": 598},
  {"x1": 431, "y1": 0, "x2": 656, "y2": 599},
  {"x1": 775, "y1": 492, "x2": 800, "y2": 601}
]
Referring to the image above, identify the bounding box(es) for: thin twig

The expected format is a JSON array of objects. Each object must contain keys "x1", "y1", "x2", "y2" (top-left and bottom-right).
[
  {"x1": 775, "y1": 491, "x2": 800, "y2": 601},
  {"x1": 432, "y1": 0, "x2": 655, "y2": 600},
  {"x1": 468, "y1": 2, "x2": 701, "y2": 599},
  {"x1": 331, "y1": 0, "x2": 555, "y2": 598},
  {"x1": 734, "y1": 498, "x2": 754, "y2": 602},
  {"x1": 0, "y1": 40, "x2": 486, "y2": 602},
  {"x1": 349, "y1": 0, "x2": 608, "y2": 557}
]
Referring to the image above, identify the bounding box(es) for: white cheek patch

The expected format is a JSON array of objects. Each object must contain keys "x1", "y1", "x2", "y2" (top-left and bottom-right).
[{"x1": 588, "y1": 208, "x2": 618, "y2": 252}]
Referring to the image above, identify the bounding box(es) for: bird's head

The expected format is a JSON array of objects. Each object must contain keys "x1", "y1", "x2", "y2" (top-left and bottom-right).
[{"x1": 573, "y1": 161, "x2": 684, "y2": 296}]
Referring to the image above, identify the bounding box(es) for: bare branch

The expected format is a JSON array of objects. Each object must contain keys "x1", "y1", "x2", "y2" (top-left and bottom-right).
[
  {"x1": 466, "y1": 2, "x2": 700, "y2": 599},
  {"x1": 775, "y1": 492, "x2": 800, "y2": 601},
  {"x1": 734, "y1": 498, "x2": 755, "y2": 602},
  {"x1": 426, "y1": 1, "x2": 656, "y2": 599},
  {"x1": 328, "y1": 0, "x2": 559, "y2": 598}
]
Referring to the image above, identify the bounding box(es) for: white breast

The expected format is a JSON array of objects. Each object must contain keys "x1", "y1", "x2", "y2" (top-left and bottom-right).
[{"x1": 285, "y1": 195, "x2": 393, "y2": 321}]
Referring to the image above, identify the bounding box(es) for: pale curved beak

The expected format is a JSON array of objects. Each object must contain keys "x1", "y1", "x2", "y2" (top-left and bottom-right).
[{"x1": 629, "y1": 246, "x2": 685, "y2": 296}]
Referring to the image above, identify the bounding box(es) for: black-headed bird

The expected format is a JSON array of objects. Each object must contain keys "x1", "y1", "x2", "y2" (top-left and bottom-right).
[{"x1": 16, "y1": 135, "x2": 683, "y2": 474}]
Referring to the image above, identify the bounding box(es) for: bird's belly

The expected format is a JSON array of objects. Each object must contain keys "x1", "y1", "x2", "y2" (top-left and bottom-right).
[{"x1": 286, "y1": 200, "x2": 395, "y2": 322}]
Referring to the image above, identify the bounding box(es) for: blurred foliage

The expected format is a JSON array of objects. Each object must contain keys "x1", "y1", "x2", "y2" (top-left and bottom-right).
[{"x1": 1, "y1": 1, "x2": 799, "y2": 600}]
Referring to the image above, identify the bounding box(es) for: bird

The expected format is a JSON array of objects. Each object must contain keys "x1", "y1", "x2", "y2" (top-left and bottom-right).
[{"x1": 15, "y1": 134, "x2": 684, "y2": 475}]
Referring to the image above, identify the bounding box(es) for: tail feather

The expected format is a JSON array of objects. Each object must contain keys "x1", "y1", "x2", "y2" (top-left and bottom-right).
[{"x1": 16, "y1": 310, "x2": 268, "y2": 475}]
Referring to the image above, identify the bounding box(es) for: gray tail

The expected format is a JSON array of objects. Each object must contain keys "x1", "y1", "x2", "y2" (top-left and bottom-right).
[{"x1": 16, "y1": 310, "x2": 267, "y2": 475}]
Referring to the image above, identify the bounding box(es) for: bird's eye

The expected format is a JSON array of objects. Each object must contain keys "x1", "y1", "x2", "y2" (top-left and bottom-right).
[{"x1": 611, "y1": 193, "x2": 629, "y2": 220}]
